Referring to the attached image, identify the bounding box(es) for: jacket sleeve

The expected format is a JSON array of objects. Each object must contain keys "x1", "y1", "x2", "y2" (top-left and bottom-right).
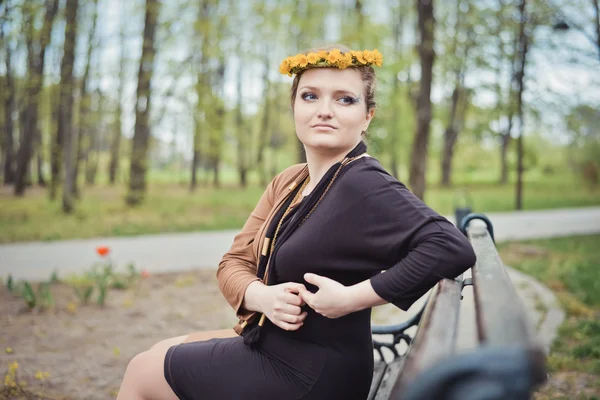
[
  {"x1": 216, "y1": 179, "x2": 276, "y2": 320},
  {"x1": 366, "y1": 182, "x2": 477, "y2": 311}
]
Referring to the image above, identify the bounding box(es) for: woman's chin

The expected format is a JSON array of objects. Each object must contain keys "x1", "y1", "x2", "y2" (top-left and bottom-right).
[{"x1": 302, "y1": 140, "x2": 355, "y2": 156}]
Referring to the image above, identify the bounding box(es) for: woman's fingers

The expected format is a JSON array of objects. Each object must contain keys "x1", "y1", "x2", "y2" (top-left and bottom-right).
[
  {"x1": 278, "y1": 291, "x2": 303, "y2": 307},
  {"x1": 276, "y1": 313, "x2": 307, "y2": 326},
  {"x1": 277, "y1": 320, "x2": 304, "y2": 331}
]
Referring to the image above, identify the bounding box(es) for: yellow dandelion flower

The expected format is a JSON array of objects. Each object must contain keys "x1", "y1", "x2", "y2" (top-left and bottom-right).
[
  {"x1": 326, "y1": 49, "x2": 342, "y2": 64},
  {"x1": 5, "y1": 347, "x2": 13, "y2": 354},
  {"x1": 10, "y1": 361, "x2": 18, "y2": 369},
  {"x1": 296, "y1": 54, "x2": 309, "y2": 68},
  {"x1": 307, "y1": 52, "x2": 320, "y2": 64},
  {"x1": 337, "y1": 52, "x2": 353, "y2": 69},
  {"x1": 35, "y1": 371, "x2": 50, "y2": 381},
  {"x1": 354, "y1": 51, "x2": 367, "y2": 64},
  {"x1": 279, "y1": 59, "x2": 290, "y2": 75},
  {"x1": 317, "y1": 50, "x2": 328, "y2": 60},
  {"x1": 363, "y1": 50, "x2": 376, "y2": 63},
  {"x1": 373, "y1": 49, "x2": 383, "y2": 66}
]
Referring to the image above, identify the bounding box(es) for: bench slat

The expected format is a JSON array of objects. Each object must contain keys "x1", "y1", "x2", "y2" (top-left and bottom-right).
[
  {"x1": 367, "y1": 361, "x2": 388, "y2": 400},
  {"x1": 387, "y1": 277, "x2": 463, "y2": 396},
  {"x1": 468, "y1": 225, "x2": 537, "y2": 347},
  {"x1": 373, "y1": 358, "x2": 404, "y2": 400}
]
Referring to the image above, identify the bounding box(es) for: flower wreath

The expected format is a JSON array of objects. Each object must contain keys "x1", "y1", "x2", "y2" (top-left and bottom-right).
[{"x1": 279, "y1": 48, "x2": 383, "y2": 77}]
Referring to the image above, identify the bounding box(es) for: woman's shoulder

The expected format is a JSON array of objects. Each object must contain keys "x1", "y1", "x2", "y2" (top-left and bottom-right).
[
  {"x1": 270, "y1": 163, "x2": 308, "y2": 194},
  {"x1": 343, "y1": 156, "x2": 407, "y2": 194}
]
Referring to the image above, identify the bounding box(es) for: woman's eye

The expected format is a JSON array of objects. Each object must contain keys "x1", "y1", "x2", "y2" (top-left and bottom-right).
[
  {"x1": 338, "y1": 96, "x2": 357, "y2": 105},
  {"x1": 301, "y1": 93, "x2": 317, "y2": 101}
]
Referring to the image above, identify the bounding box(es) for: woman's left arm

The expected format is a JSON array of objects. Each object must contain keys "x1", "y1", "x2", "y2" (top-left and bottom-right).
[{"x1": 299, "y1": 182, "x2": 477, "y2": 318}]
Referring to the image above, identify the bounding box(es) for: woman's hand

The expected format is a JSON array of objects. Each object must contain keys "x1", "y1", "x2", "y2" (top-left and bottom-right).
[
  {"x1": 299, "y1": 274, "x2": 387, "y2": 318},
  {"x1": 298, "y1": 273, "x2": 354, "y2": 318},
  {"x1": 245, "y1": 281, "x2": 308, "y2": 331}
]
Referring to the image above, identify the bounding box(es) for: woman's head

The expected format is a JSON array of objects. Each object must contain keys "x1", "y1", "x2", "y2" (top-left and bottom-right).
[
  {"x1": 285, "y1": 45, "x2": 379, "y2": 156},
  {"x1": 289, "y1": 45, "x2": 377, "y2": 115}
]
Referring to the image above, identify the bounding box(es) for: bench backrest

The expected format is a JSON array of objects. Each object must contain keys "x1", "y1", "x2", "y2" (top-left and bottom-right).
[{"x1": 384, "y1": 224, "x2": 547, "y2": 399}]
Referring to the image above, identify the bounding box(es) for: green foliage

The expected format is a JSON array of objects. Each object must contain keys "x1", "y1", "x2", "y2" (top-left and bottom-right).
[
  {"x1": 7, "y1": 274, "x2": 14, "y2": 292},
  {"x1": 50, "y1": 270, "x2": 60, "y2": 284},
  {"x1": 37, "y1": 282, "x2": 54, "y2": 309},
  {"x1": 21, "y1": 282, "x2": 36, "y2": 310},
  {"x1": 498, "y1": 235, "x2": 600, "y2": 377},
  {"x1": 66, "y1": 274, "x2": 95, "y2": 305}
]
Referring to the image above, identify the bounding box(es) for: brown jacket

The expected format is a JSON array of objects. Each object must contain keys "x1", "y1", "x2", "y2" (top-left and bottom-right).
[{"x1": 216, "y1": 163, "x2": 309, "y2": 327}]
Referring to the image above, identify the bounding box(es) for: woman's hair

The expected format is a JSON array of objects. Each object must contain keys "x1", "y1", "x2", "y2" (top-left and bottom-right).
[{"x1": 289, "y1": 44, "x2": 377, "y2": 117}]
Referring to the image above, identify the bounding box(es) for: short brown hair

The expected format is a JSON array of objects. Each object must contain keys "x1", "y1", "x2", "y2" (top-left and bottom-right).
[{"x1": 289, "y1": 44, "x2": 377, "y2": 115}]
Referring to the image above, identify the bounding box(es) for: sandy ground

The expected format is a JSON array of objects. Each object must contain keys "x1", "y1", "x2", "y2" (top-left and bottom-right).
[
  {"x1": 0, "y1": 270, "x2": 236, "y2": 400},
  {"x1": 1, "y1": 264, "x2": 596, "y2": 399}
]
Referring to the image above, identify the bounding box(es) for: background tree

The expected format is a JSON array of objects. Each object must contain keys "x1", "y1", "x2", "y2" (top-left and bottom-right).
[
  {"x1": 15, "y1": 0, "x2": 59, "y2": 196},
  {"x1": 409, "y1": 0, "x2": 436, "y2": 200},
  {"x1": 1, "y1": 1, "x2": 16, "y2": 185},
  {"x1": 60, "y1": 0, "x2": 80, "y2": 213},
  {"x1": 126, "y1": 0, "x2": 160, "y2": 206}
]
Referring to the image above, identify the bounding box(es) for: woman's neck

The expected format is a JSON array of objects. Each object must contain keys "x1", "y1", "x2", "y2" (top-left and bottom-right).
[{"x1": 303, "y1": 146, "x2": 357, "y2": 196}]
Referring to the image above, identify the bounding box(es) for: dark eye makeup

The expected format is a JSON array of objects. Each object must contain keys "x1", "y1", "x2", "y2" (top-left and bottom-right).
[{"x1": 300, "y1": 92, "x2": 360, "y2": 105}]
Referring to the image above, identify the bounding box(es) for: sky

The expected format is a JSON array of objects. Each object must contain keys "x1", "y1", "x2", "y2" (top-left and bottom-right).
[{"x1": 2, "y1": 0, "x2": 599, "y2": 156}]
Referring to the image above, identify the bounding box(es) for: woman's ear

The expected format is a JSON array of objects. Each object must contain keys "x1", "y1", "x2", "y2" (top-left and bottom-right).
[{"x1": 363, "y1": 109, "x2": 375, "y2": 132}]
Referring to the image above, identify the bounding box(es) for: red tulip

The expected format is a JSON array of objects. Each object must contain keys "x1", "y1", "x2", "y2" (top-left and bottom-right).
[
  {"x1": 96, "y1": 246, "x2": 110, "y2": 257},
  {"x1": 141, "y1": 270, "x2": 150, "y2": 279}
]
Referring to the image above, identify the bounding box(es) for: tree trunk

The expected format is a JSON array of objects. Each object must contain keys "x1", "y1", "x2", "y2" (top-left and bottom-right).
[
  {"x1": 409, "y1": 0, "x2": 435, "y2": 201},
  {"x1": 257, "y1": 50, "x2": 271, "y2": 187},
  {"x1": 190, "y1": 0, "x2": 210, "y2": 192},
  {"x1": 109, "y1": 7, "x2": 126, "y2": 185},
  {"x1": 440, "y1": 86, "x2": 460, "y2": 187},
  {"x1": 499, "y1": 131, "x2": 511, "y2": 184},
  {"x1": 515, "y1": 0, "x2": 529, "y2": 211},
  {"x1": 498, "y1": 1, "x2": 518, "y2": 185},
  {"x1": 60, "y1": 0, "x2": 80, "y2": 214},
  {"x1": 2, "y1": 21, "x2": 16, "y2": 185},
  {"x1": 49, "y1": 84, "x2": 60, "y2": 199},
  {"x1": 15, "y1": 0, "x2": 59, "y2": 196},
  {"x1": 35, "y1": 128, "x2": 46, "y2": 186},
  {"x1": 594, "y1": 0, "x2": 599, "y2": 61},
  {"x1": 388, "y1": 0, "x2": 403, "y2": 179},
  {"x1": 235, "y1": 47, "x2": 248, "y2": 188},
  {"x1": 74, "y1": 0, "x2": 98, "y2": 196},
  {"x1": 126, "y1": 0, "x2": 159, "y2": 206}
]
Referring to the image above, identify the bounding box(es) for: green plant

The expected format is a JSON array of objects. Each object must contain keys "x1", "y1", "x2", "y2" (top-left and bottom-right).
[
  {"x1": 21, "y1": 282, "x2": 36, "y2": 310},
  {"x1": 7, "y1": 274, "x2": 13, "y2": 292},
  {"x1": 66, "y1": 275, "x2": 95, "y2": 305},
  {"x1": 49, "y1": 270, "x2": 60, "y2": 284},
  {"x1": 37, "y1": 282, "x2": 54, "y2": 309}
]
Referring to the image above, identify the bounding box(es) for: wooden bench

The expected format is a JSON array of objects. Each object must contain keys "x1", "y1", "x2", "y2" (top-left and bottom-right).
[{"x1": 368, "y1": 214, "x2": 547, "y2": 400}]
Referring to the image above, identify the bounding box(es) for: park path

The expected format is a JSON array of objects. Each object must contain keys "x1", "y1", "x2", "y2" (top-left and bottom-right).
[
  {"x1": 2, "y1": 206, "x2": 598, "y2": 353},
  {"x1": 2, "y1": 206, "x2": 599, "y2": 281}
]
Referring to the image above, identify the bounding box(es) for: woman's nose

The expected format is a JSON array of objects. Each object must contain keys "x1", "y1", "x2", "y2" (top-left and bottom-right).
[{"x1": 317, "y1": 100, "x2": 333, "y2": 119}]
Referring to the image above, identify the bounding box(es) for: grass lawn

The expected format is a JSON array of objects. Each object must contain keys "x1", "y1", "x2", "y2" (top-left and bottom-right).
[
  {"x1": 1, "y1": 170, "x2": 599, "y2": 244},
  {"x1": 498, "y1": 235, "x2": 600, "y2": 399}
]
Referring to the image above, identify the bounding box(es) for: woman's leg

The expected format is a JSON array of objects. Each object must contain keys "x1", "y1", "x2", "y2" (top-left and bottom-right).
[{"x1": 116, "y1": 329, "x2": 236, "y2": 400}]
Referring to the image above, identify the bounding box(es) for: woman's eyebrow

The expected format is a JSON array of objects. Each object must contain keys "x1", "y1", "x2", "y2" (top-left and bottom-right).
[{"x1": 299, "y1": 86, "x2": 359, "y2": 97}]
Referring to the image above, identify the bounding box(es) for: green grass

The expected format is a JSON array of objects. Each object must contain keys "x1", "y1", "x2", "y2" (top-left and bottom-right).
[
  {"x1": 0, "y1": 168, "x2": 599, "y2": 244},
  {"x1": 498, "y1": 235, "x2": 600, "y2": 398},
  {"x1": 0, "y1": 183, "x2": 265, "y2": 243}
]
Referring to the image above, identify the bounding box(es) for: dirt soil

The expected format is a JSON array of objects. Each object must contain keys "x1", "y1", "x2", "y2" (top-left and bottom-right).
[{"x1": 0, "y1": 270, "x2": 236, "y2": 400}]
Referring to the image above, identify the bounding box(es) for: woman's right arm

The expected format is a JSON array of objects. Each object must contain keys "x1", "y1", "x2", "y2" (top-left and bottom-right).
[
  {"x1": 216, "y1": 179, "x2": 275, "y2": 321},
  {"x1": 216, "y1": 166, "x2": 308, "y2": 331}
]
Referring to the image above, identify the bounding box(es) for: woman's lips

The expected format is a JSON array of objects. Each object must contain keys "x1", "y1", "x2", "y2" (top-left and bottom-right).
[{"x1": 311, "y1": 125, "x2": 337, "y2": 131}]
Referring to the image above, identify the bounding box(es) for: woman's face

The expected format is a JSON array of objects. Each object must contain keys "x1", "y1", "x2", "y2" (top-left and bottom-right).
[{"x1": 293, "y1": 68, "x2": 374, "y2": 157}]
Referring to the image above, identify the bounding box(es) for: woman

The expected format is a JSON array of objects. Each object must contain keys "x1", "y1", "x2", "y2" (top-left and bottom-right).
[{"x1": 117, "y1": 45, "x2": 476, "y2": 400}]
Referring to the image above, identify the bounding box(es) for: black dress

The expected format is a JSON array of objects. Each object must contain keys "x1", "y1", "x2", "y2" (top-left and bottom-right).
[{"x1": 164, "y1": 157, "x2": 476, "y2": 400}]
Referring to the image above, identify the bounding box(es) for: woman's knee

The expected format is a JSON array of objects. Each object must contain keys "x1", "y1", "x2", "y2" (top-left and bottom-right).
[
  {"x1": 150, "y1": 335, "x2": 188, "y2": 352},
  {"x1": 123, "y1": 349, "x2": 178, "y2": 400},
  {"x1": 124, "y1": 350, "x2": 153, "y2": 381}
]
